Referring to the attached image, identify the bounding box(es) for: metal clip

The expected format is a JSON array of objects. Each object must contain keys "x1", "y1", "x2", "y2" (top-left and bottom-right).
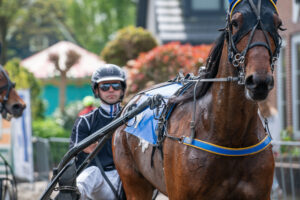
[
  {"x1": 239, "y1": 56, "x2": 245, "y2": 64},
  {"x1": 233, "y1": 53, "x2": 241, "y2": 67},
  {"x1": 238, "y1": 68, "x2": 245, "y2": 85},
  {"x1": 271, "y1": 56, "x2": 278, "y2": 72},
  {"x1": 198, "y1": 66, "x2": 206, "y2": 77}
]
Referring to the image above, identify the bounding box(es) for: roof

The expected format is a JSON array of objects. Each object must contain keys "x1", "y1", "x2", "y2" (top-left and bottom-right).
[{"x1": 21, "y1": 41, "x2": 105, "y2": 79}]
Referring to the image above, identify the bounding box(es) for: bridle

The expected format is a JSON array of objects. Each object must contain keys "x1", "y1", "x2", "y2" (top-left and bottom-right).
[
  {"x1": 182, "y1": 0, "x2": 281, "y2": 144},
  {"x1": 226, "y1": 0, "x2": 281, "y2": 84},
  {"x1": 0, "y1": 65, "x2": 16, "y2": 118}
]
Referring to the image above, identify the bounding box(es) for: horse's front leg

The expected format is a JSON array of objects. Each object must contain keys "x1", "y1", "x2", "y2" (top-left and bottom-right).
[{"x1": 113, "y1": 129, "x2": 154, "y2": 200}]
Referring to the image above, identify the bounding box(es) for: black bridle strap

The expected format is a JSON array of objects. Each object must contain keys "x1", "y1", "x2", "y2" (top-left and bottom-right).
[
  {"x1": 246, "y1": 0, "x2": 273, "y2": 60},
  {"x1": 228, "y1": 0, "x2": 278, "y2": 71},
  {"x1": 240, "y1": 22, "x2": 259, "y2": 57},
  {"x1": 248, "y1": 0, "x2": 261, "y2": 18},
  {"x1": 248, "y1": 42, "x2": 271, "y2": 50}
]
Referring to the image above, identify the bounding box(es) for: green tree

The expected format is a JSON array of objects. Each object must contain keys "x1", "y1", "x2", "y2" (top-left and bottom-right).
[
  {"x1": 64, "y1": 0, "x2": 136, "y2": 54},
  {"x1": 101, "y1": 26, "x2": 158, "y2": 66},
  {"x1": 7, "y1": 0, "x2": 71, "y2": 60},
  {"x1": 0, "y1": 0, "x2": 30, "y2": 64},
  {"x1": 4, "y1": 58, "x2": 45, "y2": 119}
]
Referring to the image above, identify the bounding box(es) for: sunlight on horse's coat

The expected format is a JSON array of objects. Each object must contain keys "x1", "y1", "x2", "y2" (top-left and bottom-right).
[{"x1": 138, "y1": 138, "x2": 150, "y2": 153}]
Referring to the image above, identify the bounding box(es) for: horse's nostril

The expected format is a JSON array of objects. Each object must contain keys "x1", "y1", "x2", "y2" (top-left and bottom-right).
[
  {"x1": 245, "y1": 75, "x2": 256, "y2": 89},
  {"x1": 245, "y1": 74, "x2": 274, "y2": 91},
  {"x1": 12, "y1": 103, "x2": 25, "y2": 115}
]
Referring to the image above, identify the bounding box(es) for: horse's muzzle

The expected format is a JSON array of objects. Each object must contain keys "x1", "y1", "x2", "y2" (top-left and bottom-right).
[
  {"x1": 11, "y1": 103, "x2": 26, "y2": 117},
  {"x1": 245, "y1": 73, "x2": 274, "y2": 100}
]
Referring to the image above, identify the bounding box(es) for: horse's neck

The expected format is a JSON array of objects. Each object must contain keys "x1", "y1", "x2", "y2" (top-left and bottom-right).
[{"x1": 209, "y1": 47, "x2": 259, "y2": 145}]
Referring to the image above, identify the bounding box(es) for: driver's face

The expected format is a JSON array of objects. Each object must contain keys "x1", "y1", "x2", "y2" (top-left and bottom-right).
[{"x1": 96, "y1": 81, "x2": 123, "y2": 104}]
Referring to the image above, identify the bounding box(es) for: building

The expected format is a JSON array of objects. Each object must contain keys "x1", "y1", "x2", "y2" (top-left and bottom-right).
[
  {"x1": 276, "y1": 0, "x2": 300, "y2": 139},
  {"x1": 137, "y1": 0, "x2": 229, "y2": 44},
  {"x1": 21, "y1": 41, "x2": 104, "y2": 115}
]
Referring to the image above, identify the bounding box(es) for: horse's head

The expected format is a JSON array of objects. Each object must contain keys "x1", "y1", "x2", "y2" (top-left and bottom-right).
[
  {"x1": 0, "y1": 66, "x2": 26, "y2": 120},
  {"x1": 227, "y1": 0, "x2": 282, "y2": 101}
]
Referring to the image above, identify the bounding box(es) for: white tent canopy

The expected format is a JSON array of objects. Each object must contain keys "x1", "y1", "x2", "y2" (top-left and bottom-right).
[{"x1": 21, "y1": 41, "x2": 105, "y2": 79}]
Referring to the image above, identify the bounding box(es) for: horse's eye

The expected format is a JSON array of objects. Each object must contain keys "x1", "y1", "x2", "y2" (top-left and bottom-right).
[
  {"x1": 231, "y1": 20, "x2": 239, "y2": 29},
  {"x1": 277, "y1": 21, "x2": 286, "y2": 31},
  {"x1": 274, "y1": 15, "x2": 285, "y2": 31}
]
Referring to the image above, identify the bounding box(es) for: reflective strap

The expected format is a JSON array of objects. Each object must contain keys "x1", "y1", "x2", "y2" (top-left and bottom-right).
[
  {"x1": 182, "y1": 135, "x2": 272, "y2": 156},
  {"x1": 230, "y1": 0, "x2": 278, "y2": 19}
]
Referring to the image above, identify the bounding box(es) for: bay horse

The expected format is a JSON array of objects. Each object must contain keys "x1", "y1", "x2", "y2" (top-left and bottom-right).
[
  {"x1": 113, "y1": 0, "x2": 283, "y2": 199},
  {"x1": 0, "y1": 65, "x2": 26, "y2": 120}
]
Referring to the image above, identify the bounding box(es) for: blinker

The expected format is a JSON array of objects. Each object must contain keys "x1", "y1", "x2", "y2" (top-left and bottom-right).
[{"x1": 229, "y1": 0, "x2": 280, "y2": 48}]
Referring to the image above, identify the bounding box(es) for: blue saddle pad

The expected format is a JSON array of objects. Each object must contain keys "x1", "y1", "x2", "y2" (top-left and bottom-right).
[{"x1": 124, "y1": 83, "x2": 183, "y2": 145}]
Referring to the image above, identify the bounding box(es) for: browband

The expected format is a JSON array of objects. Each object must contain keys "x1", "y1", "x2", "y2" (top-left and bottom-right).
[{"x1": 229, "y1": 0, "x2": 278, "y2": 19}]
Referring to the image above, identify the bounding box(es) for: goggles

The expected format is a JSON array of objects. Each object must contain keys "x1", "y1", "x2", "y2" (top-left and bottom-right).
[{"x1": 99, "y1": 83, "x2": 122, "y2": 91}]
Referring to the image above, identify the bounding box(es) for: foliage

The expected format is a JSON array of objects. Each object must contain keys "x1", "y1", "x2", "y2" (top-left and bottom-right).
[
  {"x1": 49, "y1": 139, "x2": 69, "y2": 168},
  {"x1": 32, "y1": 118, "x2": 69, "y2": 138},
  {"x1": 53, "y1": 101, "x2": 83, "y2": 132},
  {"x1": 33, "y1": 98, "x2": 101, "y2": 138},
  {"x1": 65, "y1": 0, "x2": 136, "y2": 54},
  {"x1": 126, "y1": 42, "x2": 212, "y2": 95},
  {"x1": 280, "y1": 126, "x2": 300, "y2": 156},
  {"x1": 5, "y1": 58, "x2": 45, "y2": 119},
  {"x1": 280, "y1": 126, "x2": 293, "y2": 142},
  {"x1": 7, "y1": 0, "x2": 68, "y2": 60},
  {"x1": 0, "y1": 0, "x2": 30, "y2": 63},
  {"x1": 53, "y1": 99, "x2": 100, "y2": 132},
  {"x1": 101, "y1": 26, "x2": 158, "y2": 66}
]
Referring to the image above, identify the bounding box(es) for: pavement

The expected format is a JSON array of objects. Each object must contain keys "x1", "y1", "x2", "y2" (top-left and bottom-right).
[
  {"x1": 17, "y1": 181, "x2": 168, "y2": 200},
  {"x1": 17, "y1": 181, "x2": 49, "y2": 200}
]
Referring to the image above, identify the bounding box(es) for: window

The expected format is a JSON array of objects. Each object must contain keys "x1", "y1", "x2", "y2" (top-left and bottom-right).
[
  {"x1": 292, "y1": 35, "x2": 300, "y2": 138},
  {"x1": 277, "y1": 43, "x2": 287, "y2": 131},
  {"x1": 293, "y1": 0, "x2": 300, "y2": 23},
  {"x1": 183, "y1": 0, "x2": 228, "y2": 16}
]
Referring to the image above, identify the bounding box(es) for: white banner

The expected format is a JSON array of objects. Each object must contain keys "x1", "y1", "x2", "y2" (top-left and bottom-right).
[{"x1": 11, "y1": 89, "x2": 34, "y2": 181}]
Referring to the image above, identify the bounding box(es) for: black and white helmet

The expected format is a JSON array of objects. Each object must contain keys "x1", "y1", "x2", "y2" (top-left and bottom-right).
[{"x1": 91, "y1": 64, "x2": 126, "y2": 97}]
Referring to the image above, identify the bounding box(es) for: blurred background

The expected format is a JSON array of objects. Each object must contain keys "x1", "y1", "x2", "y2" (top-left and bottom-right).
[{"x1": 0, "y1": 0, "x2": 299, "y2": 199}]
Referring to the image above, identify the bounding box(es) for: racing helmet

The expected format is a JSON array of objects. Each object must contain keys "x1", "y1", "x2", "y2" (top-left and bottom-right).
[{"x1": 91, "y1": 64, "x2": 126, "y2": 99}]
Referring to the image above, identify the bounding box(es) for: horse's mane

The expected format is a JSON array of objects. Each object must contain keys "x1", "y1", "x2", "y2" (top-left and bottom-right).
[{"x1": 169, "y1": 31, "x2": 226, "y2": 105}]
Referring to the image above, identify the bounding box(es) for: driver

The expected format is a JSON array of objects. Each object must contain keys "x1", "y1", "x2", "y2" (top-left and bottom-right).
[{"x1": 69, "y1": 64, "x2": 126, "y2": 200}]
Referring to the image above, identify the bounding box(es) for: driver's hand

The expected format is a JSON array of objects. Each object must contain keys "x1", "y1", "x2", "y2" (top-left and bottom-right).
[{"x1": 83, "y1": 142, "x2": 99, "y2": 153}]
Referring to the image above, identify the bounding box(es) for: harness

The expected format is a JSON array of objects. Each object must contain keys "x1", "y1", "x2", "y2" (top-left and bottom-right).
[
  {"x1": 157, "y1": 0, "x2": 280, "y2": 157},
  {"x1": 0, "y1": 65, "x2": 16, "y2": 119},
  {"x1": 157, "y1": 75, "x2": 273, "y2": 157}
]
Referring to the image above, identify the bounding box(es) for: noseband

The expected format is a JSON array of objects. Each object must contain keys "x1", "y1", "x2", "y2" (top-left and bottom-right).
[
  {"x1": 226, "y1": 0, "x2": 281, "y2": 84},
  {"x1": 0, "y1": 65, "x2": 16, "y2": 117}
]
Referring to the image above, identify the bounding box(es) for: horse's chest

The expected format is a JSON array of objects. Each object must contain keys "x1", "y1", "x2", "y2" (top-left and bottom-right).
[{"x1": 178, "y1": 153, "x2": 272, "y2": 199}]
